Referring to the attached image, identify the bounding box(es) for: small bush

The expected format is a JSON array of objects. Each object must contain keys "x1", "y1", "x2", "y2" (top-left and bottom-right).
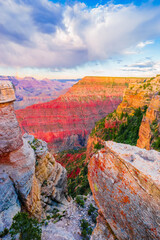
[
  {"x1": 94, "y1": 142, "x2": 104, "y2": 150},
  {"x1": 76, "y1": 195, "x2": 85, "y2": 207},
  {"x1": 80, "y1": 219, "x2": 93, "y2": 240},
  {"x1": 0, "y1": 228, "x2": 9, "y2": 238},
  {"x1": 88, "y1": 204, "x2": 96, "y2": 215},
  {"x1": 88, "y1": 204, "x2": 98, "y2": 223},
  {"x1": 10, "y1": 212, "x2": 41, "y2": 240}
]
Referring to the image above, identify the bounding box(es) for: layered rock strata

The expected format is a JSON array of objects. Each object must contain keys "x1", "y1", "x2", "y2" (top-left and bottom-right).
[
  {"x1": 16, "y1": 76, "x2": 144, "y2": 152},
  {"x1": 88, "y1": 141, "x2": 160, "y2": 240}
]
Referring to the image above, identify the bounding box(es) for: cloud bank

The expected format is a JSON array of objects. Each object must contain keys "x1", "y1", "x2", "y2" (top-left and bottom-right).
[{"x1": 0, "y1": 0, "x2": 160, "y2": 69}]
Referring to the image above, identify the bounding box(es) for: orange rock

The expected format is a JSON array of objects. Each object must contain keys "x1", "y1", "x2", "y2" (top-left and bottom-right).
[{"x1": 137, "y1": 95, "x2": 160, "y2": 150}]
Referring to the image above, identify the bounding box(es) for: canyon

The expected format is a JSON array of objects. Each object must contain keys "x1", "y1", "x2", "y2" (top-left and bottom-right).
[
  {"x1": 0, "y1": 76, "x2": 77, "y2": 109},
  {"x1": 0, "y1": 76, "x2": 160, "y2": 240},
  {"x1": 16, "y1": 76, "x2": 144, "y2": 152}
]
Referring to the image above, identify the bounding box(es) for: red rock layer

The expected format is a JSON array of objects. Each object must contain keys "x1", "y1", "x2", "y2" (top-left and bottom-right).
[{"x1": 16, "y1": 76, "x2": 143, "y2": 152}]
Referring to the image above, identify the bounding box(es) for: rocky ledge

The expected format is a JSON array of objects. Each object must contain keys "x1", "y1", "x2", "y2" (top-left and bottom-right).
[{"x1": 88, "y1": 141, "x2": 160, "y2": 240}]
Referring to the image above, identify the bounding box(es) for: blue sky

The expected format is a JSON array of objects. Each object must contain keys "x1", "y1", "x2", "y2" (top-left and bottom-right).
[{"x1": 0, "y1": 0, "x2": 160, "y2": 79}]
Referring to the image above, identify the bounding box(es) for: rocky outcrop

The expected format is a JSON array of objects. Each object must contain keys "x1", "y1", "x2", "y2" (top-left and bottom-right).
[
  {"x1": 88, "y1": 141, "x2": 160, "y2": 240},
  {"x1": 0, "y1": 81, "x2": 23, "y2": 156},
  {"x1": 16, "y1": 76, "x2": 143, "y2": 152},
  {"x1": 0, "y1": 75, "x2": 77, "y2": 109},
  {"x1": 24, "y1": 134, "x2": 68, "y2": 210},
  {"x1": 0, "y1": 81, "x2": 67, "y2": 232},
  {"x1": 137, "y1": 94, "x2": 160, "y2": 150}
]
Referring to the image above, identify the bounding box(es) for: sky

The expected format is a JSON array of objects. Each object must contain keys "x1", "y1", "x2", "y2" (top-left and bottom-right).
[{"x1": 0, "y1": 0, "x2": 160, "y2": 79}]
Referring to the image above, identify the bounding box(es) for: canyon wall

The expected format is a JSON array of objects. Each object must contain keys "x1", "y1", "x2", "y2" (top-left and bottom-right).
[
  {"x1": 0, "y1": 76, "x2": 77, "y2": 109},
  {"x1": 16, "y1": 76, "x2": 144, "y2": 152},
  {"x1": 0, "y1": 81, "x2": 67, "y2": 232},
  {"x1": 87, "y1": 76, "x2": 160, "y2": 162},
  {"x1": 137, "y1": 94, "x2": 160, "y2": 150},
  {"x1": 88, "y1": 141, "x2": 160, "y2": 240}
]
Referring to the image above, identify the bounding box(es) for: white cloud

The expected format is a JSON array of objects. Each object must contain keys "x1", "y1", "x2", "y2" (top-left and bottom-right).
[
  {"x1": 0, "y1": 1, "x2": 160, "y2": 69},
  {"x1": 137, "y1": 40, "x2": 154, "y2": 48}
]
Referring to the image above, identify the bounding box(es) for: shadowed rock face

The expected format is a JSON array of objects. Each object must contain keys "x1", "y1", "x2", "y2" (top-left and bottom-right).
[
  {"x1": 88, "y1": 141, "x2": 160, "y2": 240},
  {"x1": 16, "y1": 76, "x2": 144, "y2": 152},
  {"x1": 0, "y1": 173, "x2": 21, "y2": 232}
]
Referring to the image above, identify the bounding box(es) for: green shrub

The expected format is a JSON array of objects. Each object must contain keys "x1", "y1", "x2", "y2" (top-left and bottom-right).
[
  {"x1": 88, "y1": 204, "x2": 96, "y2": 216},
  {"x1": 91, "y1": 106, "x2": 148, "y2": 147},
  {"x1": 0, "y1": 228, "x2": 9, "y2": 238},
  {"x1": 80, "y1": 219, "x2": 93, "y2": 240},
  {"x1": 152, "y1": 137, "x2": 160, "y2": 151},
  {"x1": 94, "y1": 142, "x2": 104, "y2": 150},
  {"x1": 76, "y1": 195, "x2": 85, "y2": 207},
  {"x1": 88, "y1": 204, "x2": 98, "y2": 223},
  {"x1": 10, "y1": 212, "x2": 41, "y2": 240}
]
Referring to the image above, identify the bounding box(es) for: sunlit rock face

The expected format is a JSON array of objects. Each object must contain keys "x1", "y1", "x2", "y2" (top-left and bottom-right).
[
  {"x1": 116, "y1": 76, "x2": 160, "y2": 116},
  {"x1": 88, "y1": 141, "x2": 160, "y2": 240},
  {"x1": 16, "y1": 76, "x2": 143, "y2": 152},
  {"x1": 137, "y1": 94, "x2": 160, "y2": 150}
]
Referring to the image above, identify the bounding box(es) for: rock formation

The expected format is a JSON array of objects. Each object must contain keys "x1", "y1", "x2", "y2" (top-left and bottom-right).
[
  {"x1": 137, "y1": 94, "x2": 160, "y2": 150},
  {"x1": 116, "y1": 76, "x2": 160, "y2": 115},
  {"x1": 0, "y1": 81, "x2": 67, "y2": 232},
  {"x1": 0, "y1": 75, "x2": 77, "y2": 109},
  {"x1": 16, "y1": 76, "x2": 144, "y2": 152},
  {"x1": 88, "y1": 141, "x2": 160, "y2": 240},
  {"x1": 0, "y1": 81, "x2": 23, "y2": 156}
]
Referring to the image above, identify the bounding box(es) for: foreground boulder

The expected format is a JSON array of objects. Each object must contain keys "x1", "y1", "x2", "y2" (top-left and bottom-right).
[{"x1": 88, "y1": 141, "x2": 160, "y2": 239}]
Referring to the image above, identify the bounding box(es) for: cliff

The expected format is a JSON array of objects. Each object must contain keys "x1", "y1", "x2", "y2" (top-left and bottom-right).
[
  {"x1": 87, "y1": 75, "x2": 160, "y2": 162},
  {"x1": 0, "y1": 76, "x2": 77, "y2": 109},
  {"x1": 0, "y1": 81, "x2": 67, "y2": 232},
  {"x1": 116, "y1": 76, "x2": 159, "y2": 115},
  {"x1": 16, "y1": 76, "x2": 144, "y2": 152},
  {"x1": 88, "y1": 141, "x2": 160, "y2": 239},
  {"x1": 137, "y1": 94, "x2": 160, "y2": 150}
]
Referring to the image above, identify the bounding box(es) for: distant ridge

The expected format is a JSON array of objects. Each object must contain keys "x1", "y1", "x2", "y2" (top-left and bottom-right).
[{"x1": 0, "y1": 76, "x2": 79, "y2": 109}]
